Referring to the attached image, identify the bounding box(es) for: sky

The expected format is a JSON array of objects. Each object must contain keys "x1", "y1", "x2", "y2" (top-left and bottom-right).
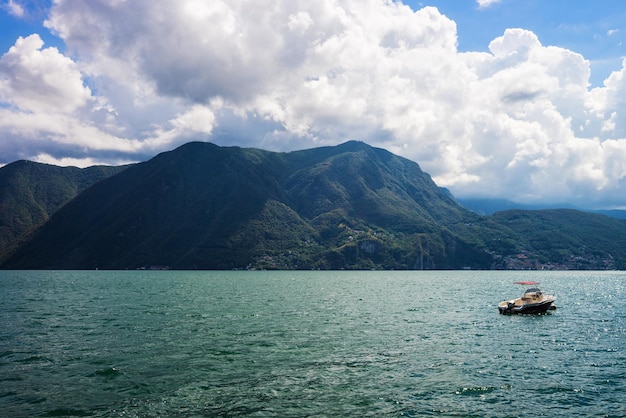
[{"x1": 1, "y1": 1, "x2": 626, "y2": 209}]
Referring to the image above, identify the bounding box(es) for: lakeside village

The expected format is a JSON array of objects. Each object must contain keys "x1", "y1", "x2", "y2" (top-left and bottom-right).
[
  {"x1": 493, "y1": 250, "x2": 617, "y2": 270},
  {"x1": 135, "y1": 247, "x2": 617, "y2": 271}
]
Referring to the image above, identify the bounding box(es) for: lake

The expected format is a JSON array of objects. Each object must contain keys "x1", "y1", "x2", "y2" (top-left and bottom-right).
[{"x1": 1, "y1": 270, "x2": 624, "y2": 416}]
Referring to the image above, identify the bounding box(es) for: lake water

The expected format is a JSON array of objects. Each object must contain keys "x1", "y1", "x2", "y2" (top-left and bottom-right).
[{"x1": 1, "y1": 270, "x2": 624, "y2": 417}]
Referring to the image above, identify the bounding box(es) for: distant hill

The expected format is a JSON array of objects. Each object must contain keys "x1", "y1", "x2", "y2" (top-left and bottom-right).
[
  {"x1": 3, "y1": 141, "x2": 626, "y2": 270},
  {"x1": 0, "y1": 160, "x2": 128, "y2": 262},
  {"x1": 459, "y1": 197, "x2": 626, "y2": 219}
]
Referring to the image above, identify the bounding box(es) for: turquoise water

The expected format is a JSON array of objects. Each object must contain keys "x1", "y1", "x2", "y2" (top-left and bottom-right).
[{"x1": 1, "y1": 270, "x2": 624, "y2": 417}]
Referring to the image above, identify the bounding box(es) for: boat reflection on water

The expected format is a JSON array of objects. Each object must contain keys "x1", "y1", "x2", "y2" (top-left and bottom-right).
[{"x1": 498, "y1": 281, "x2": 556, "y2": 315}]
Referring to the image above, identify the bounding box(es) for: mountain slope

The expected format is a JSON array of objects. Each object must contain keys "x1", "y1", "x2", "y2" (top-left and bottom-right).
[
  {"x1": 491, "y1": 209, "x2": 626, "y2": 269},
  {"x1": 0, "y1": 160, "x2": 128, "y2": 262},
  {"x1": 2, "y1": 141, "x2": 491, "y2": 270}
]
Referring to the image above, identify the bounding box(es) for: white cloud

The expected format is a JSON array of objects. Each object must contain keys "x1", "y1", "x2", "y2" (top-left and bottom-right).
[
  {"x1": 0, "y1": 1, "x2": 625, "y2": 207},
  {"x1": 0, "y1": 34, "x2": 91, "y2": 113},
  {"x1": 476, "y1": 0, "x2": 501, "y2": 9},
  {"x1": 144, "y1": 104, "x2": 217, "y2": 149},
  {"x1": 31, "y1": 153, "x2": 135, "y2": 168},
  {"x1": 3, "y1": 0, "x2": 25, "y2": 18},
  {"x1": 0, "y1": 30, "x2": 219, "y2": 166}
]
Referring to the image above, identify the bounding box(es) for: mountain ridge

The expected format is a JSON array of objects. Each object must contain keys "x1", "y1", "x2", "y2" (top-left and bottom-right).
[
  {"x1": 459, "y1": 197, "x2": 626, "y2": 219},
  {"x1": 2, "y1": 141, "x2": 626, "y2": 270}
]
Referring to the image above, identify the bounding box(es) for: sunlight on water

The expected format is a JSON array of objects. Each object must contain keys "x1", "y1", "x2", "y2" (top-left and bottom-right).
[{"x1": 0, "y1": 270, "x2": 624, "y2": 416}]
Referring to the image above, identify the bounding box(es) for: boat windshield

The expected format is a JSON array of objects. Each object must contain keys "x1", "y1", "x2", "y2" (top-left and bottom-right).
[{"x1": 525, "y1": 287, "x2": 541, "y2": 293}]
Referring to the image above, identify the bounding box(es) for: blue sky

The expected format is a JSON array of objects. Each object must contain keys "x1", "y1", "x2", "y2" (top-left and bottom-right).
[
  {"x1": 0, "y1": 1, "x2": 56, "y2": 49},
  {"x1": 1, "y1": 0, "x2": 626, "y2": 209}
]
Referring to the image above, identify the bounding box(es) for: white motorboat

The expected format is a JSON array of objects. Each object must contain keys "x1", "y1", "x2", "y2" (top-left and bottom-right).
[{"x1": 498, "y1": 281, "x2": 556, "y2": 315}]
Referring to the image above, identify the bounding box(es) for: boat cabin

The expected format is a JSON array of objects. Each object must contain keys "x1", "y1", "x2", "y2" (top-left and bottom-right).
[{"x1": 522, "y1": 287, "x2": 543, "y2": 301}]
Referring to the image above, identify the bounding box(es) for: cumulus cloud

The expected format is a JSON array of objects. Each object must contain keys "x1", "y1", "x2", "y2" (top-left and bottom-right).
[
  {"x1": 0, "y1": 34, "x2": 90, "y2": 113},
  {"x1": 0, "y1": 0, "x2": 625, "y2": 207},
  {"x1": 0, "y1": 30, "x2": 219, "y2": 166}
]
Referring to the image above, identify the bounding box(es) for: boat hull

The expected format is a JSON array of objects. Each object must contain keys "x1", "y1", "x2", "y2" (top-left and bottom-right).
[{"x1": 498, "y1": 299, "x2": 556, "y2": 315}]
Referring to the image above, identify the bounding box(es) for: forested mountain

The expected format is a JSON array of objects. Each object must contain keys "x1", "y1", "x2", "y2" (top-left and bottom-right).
[
  {"x1": 0, "y1": 160, "x2": 128, "y2": 262},
  {"x1": 2, "y1": 141, "x2": 626, "y2": 270}
]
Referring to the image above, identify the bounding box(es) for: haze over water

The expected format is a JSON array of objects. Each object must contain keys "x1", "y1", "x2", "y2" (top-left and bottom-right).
[{"x1": 1, "y1": 270, "x2": 624, "y2": 416}]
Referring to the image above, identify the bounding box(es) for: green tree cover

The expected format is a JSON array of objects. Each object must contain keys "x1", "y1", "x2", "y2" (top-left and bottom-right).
[
  {"x1": 0, "y1": 160, "x2": 128, "y2": 262},
  {"x1": 2, "y1": 141, "x2": 626, "y2": 270}
]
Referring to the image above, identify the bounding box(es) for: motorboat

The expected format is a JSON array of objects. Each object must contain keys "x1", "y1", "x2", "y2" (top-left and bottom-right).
[{"x1": 498, "y1": 281, "x2": 556, "y2": 315}]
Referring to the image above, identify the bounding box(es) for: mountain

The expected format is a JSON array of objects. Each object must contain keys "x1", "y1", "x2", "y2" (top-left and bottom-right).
[
  {"x1": 0, "y1": 160, "x2": 128, "y2": 262},
  {"x1": 3, "y1": 141, "x2": 626, "y2": 270},
  {"x1": 1, "y1": 141, "x2": 495, "y2": 270}
]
